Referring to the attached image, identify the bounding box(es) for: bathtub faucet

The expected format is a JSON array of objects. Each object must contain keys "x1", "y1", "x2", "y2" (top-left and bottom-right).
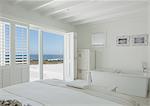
[
  {"x1": 114, "y1": 69, "x2": 121, "y2": 73},
  {"x1": 142, "y1": 62, "x2": 147, "y2": 72}
]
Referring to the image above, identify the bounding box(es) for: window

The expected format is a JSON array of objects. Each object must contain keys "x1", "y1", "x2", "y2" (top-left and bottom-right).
[
  {"x1": 0, "y1": 21, "x2": 11, "y2": 66},
  {"x1": 15, "y1": 25, "x2": 28, "y2": 64},
  {"x1": 92, "y1": 32, "x2": 106, "y2": 47}
]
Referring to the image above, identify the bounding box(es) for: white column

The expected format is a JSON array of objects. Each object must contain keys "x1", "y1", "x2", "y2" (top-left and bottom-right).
[{"x1": 39, "y1": 30, "x2": 43, "y2": 80}]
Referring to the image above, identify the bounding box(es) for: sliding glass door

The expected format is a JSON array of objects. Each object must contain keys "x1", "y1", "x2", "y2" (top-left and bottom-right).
[
  {"x1": 29, "y1": 29, "x2": 40, "y2": 81},
  {"x1": 29, "y1": 29, "x2": 64, "y2": 81},
  {"x1": 43, "y1": 32, "x2": 64, "y2": 80},
  {"x1": 28, "y1": 27, "x2": 78, "y2": 82}
]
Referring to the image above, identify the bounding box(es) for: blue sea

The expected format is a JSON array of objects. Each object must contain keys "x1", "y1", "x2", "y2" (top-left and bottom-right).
[{"x1": 30, "y1": 54, "x2": 63, "y2": 61}]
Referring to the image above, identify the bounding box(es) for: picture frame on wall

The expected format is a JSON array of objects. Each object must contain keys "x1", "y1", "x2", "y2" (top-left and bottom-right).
[
  {"x1": 116, "y1": 35, "x2": 130, "y2": 46},
  {"x1": 131, "y1": 34, "x2": 148, "y2": 46}
]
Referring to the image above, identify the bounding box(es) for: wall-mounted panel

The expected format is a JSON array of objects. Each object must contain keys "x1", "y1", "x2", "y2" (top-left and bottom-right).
[
  {"x1": 10, "y1": 65, "x2": 22, "y2": 85},
  {"x1": 22, "y1": 65, "x2": 29, "y2": 83}
]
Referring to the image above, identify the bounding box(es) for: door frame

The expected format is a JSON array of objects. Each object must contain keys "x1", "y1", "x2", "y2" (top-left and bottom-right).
[{"x1": 29, "y1": 25, "x2": 66, "y2": 81}]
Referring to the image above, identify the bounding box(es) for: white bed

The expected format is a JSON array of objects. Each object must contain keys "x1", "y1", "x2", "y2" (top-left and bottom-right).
[{"x1": 0, "y1": 79, "x2": 135, "y2": 106}]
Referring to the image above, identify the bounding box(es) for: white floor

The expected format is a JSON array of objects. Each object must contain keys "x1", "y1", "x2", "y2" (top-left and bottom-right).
[{"x1": 30, "y1": 64, "x2": 63, "y2": 81}]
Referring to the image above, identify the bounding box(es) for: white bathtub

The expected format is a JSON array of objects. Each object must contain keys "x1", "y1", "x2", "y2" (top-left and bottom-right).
[
  {"x1": 92, "y1": 70, "x2": 150, "y2": 78},
  {"x1": 88, "y1": 70, "x2": 150, "y2": 97}
]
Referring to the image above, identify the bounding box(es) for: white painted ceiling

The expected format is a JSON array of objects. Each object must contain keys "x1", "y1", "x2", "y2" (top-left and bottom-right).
[{"x1": 5, "y1": 0, "x2": 149, "y2": 25}]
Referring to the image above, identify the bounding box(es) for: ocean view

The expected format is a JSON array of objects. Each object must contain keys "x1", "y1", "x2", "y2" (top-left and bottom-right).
[
  {"x1": 30, "y1": 54, "x2": 63, "y2": 64},
  {"x1": 30, "y1": 54, "x2": 63, "y2": 61}
]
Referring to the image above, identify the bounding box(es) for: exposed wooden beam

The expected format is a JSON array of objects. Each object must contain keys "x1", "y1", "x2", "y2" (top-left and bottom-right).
[
  {"x1": 32, "y1": 0, "x2": 55, "y2": 11},
  {"x1": 57, "y1": 1, "x2": 140, "y2": 20},
  {"x1": 73, "y1": 8, "x2": 146, "y2": 25},
  {"x1": 46, "y1": 1, "x2": 86, "y2": 16},
  {"x1": 14, "y1": 0, "x2": 23, "y2": 4},
  {"x1": 57, "y1": 1, "x2": 110, "y2": 20},
  {"x1": 67, "y1": 3, "x2": 142, "y2": 23},
  {"x1": 58, "y1": 14, "x2": 75, "y2": 20}
]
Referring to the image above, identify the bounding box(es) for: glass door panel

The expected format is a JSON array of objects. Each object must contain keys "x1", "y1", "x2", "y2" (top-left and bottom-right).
[
  {"x1": 29, "y1": 29, "x2": 39, "y2": 81},
  {"x1": 42, "y1": 32, "x2": 64, "y2": 80}
]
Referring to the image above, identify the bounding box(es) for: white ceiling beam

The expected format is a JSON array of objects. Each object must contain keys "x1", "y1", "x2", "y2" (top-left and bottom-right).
[
  {"x1": 46, "y1": 1, "x2": 86, "y2": 16},
  {"x1": 32, "y1": 0, "x2": 55, "y2": 11},
  {"x1": 57, "y1": 1, "x2": 142, "y2": 20},
  {"x1": 57, "y1": 1, "x2": 111, "y2": 20},
  {"x1": 73, "y1": 7, "x2": 146, "y2": 25},
  {"x1": 67, "y1": 3, "x2": 143, "y2": 23},
  {"x1": 14, "y1": 0, "x2": 23, "y2": 4},
  {"x1": 58, "y1": 14, "x2": 75, "y2": 20}
]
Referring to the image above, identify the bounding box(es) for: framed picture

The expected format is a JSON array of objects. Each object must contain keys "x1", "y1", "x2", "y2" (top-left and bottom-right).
[
  {"x1": 116, "y1": 36, "x2": 130, "y2": 46},
  {"x1": 131, "y1": 34, "x2": 148, "y2": 46}
]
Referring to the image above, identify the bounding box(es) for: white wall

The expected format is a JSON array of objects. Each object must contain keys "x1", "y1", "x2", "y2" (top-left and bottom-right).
[
  {"x1": 77, "y1": 11, "x2": 148, "y2": 73},
  {"x1": 0, "y1": 1, "x2": 75, "y2": 32},
  {"x1": 148, "y1": 2, "x2": 150, "y2": 92},
  {"x1": 148, "y1": 3, "x2": 150, "y2": 69}
]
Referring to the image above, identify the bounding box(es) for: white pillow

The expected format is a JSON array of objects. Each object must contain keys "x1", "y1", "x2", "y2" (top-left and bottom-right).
[{"x1": 66, "y1": 80, "x2": 89, "y2": 89}]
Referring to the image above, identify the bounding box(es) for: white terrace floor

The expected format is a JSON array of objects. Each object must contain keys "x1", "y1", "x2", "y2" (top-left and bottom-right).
[{"x1": 30, "y1": 64, "x2": 63, "y2": 81}]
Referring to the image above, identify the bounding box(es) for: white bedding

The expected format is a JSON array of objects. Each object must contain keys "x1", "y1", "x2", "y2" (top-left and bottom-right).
[
  {"x1": 0, "y1": 80, "x2": 126, "y2": 106},
  {"x1": 0, "y1": 90, "x2": 43, "y2": 106}
]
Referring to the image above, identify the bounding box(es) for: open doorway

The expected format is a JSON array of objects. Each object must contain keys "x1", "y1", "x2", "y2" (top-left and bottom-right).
[
  {"x1": 29, "y1": 29, "x2": 64, "y2": 81},
  {"x1": 29, "y1": 28, "x2": 76, "y2": 82},
  {"x1": 42, "y1": 31, "x2": 64, "y2": 80}
]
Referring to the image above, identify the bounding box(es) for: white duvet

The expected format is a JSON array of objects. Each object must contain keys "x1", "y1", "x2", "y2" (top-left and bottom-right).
[
  {"x1": 0, "y1": 80, "x2": 123, "y2": 106},
  {"x1": 0, "y1": 90, "x2": 42, "y2": 106}
]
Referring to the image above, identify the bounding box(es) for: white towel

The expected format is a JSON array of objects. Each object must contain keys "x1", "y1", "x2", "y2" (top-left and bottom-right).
[{"x1": 66, "y1": 80, "x2": 89, "y2": 89}]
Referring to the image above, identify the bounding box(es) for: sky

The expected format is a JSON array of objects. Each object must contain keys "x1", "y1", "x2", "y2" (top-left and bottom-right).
[{"x1": 29, "y1": 29, "x2": 64, "y2": 55}]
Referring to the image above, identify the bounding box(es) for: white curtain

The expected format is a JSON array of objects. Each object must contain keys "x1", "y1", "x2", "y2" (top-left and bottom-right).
[{"x1": 64, "y1": 32, "x2": 77, "y2": 82}]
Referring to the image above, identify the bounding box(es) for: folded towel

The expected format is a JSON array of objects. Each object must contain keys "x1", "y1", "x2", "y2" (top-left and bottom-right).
[{"x1": 66, "y1": 80, "x2": 89, "y2": 89}]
